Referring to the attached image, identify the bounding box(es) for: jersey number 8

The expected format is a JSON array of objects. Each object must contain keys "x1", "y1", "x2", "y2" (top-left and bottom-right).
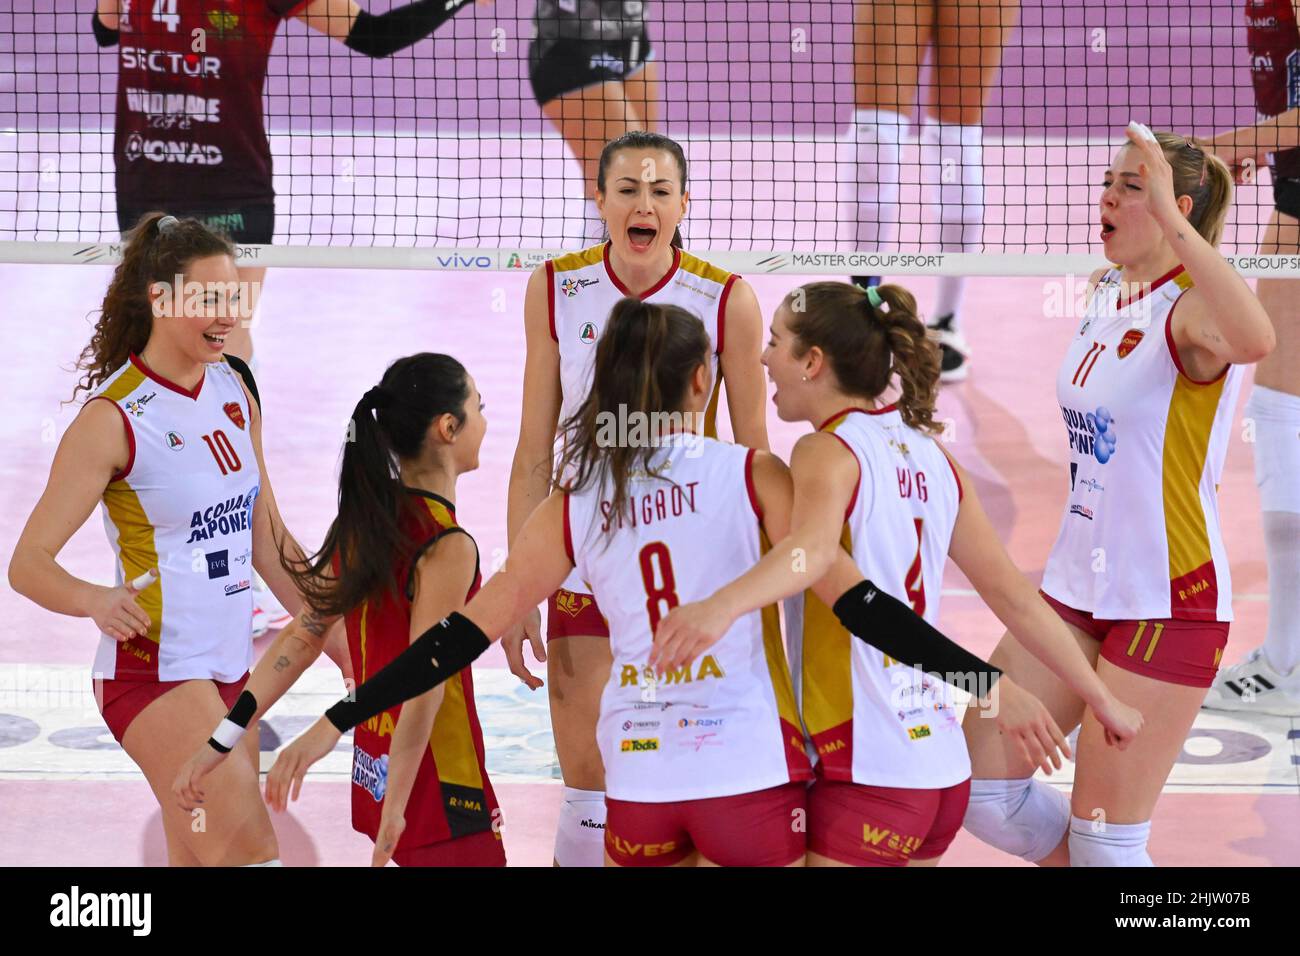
[{"x1": 638, "y1": 541, "x2": 680, "y2": 631}]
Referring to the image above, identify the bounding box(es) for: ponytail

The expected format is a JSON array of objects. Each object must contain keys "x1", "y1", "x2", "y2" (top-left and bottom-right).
[
  {"x1": 783, "y1": 281, "x2": 942, "y2": 435},
  {"x1": 280, "y1": 353, "x2": 471, "y2": 618},
  {"x1": 73, "y1": 212, "x2": 233, "y2": 401},
  {"x1": 555, "y1": 297, "x2": 710, "y2": 530},
  {"x1": 1150, "y1": 131, "x2": 1235, "y2": 247}
]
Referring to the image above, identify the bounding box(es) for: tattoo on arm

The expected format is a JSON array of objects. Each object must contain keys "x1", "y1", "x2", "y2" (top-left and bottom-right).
[
  {"x1": 273, "y1": 655, "x2": 291, "y2": 672},
  {"x1": 300, "y1": 610, "x2": 328, "y2": 638}
]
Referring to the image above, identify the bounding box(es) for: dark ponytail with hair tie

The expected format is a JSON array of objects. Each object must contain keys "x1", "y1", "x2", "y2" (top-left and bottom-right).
[{"x1": 280, "y1": 353, "x2": 471, "y2": 618}]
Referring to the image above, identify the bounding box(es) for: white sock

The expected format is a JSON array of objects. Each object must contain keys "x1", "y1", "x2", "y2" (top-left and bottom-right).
[
  {"x1": 1262, "y1": 510, "x2": 1300, "y2": 674},
  {"x1": 583, "y1": 197, "x2": 606, "y2": 246},
  {"x1": 1068, "y1": 815, "x2": 1153, "y2": 867},
  {"x1": 1246, "y1": 385, "x2": 1300, "y2": 674},
  {"x1": 839, "y1": 108, "x2": 907, "y2": 250},
  {"x1": 920, "y1": 121, "x2": 985, "y2": 330}
]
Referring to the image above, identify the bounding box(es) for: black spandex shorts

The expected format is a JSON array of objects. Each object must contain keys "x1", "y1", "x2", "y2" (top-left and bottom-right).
[
  {"x1": 116, "y1": 201, "x2": 275, "y2": 244},
  {"x1": 528, "y1": 34, "x2": 653, "y2": 107}
]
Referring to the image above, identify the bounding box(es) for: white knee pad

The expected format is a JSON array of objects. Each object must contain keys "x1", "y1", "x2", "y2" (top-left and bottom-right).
[
  {"x1": 963, "y1": 778, "x2": 1070, "y2": 863},
  {"x1": 553, "y1": 787, "x2": 606, "y2": 868},
  {"x1": 1068, "y1": 816, "x2": 1153, "y2": 867},
  {"x1": 1246, "y1": 385, "x2": 1300, "y2": 513},
  {"x1": 241, "y1": 858, "x2": 282, "y2": 867}
]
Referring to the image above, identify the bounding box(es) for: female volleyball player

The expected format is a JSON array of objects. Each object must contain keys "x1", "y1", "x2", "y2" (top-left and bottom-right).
[
  {"x1": 652, "y1": 281, "x2": 1144, "y2": 867},
  {"x1": 259, "y1": 298, "x2": 1063, "y2": 865},
  {"x1": 8, "y1": 213, "x2": 326, "y2": 866},
  {"x1": 846, "y1": 0, "x2": 1023, "y2": 381},
  {"x1": 503, "y1": 131, "x2": 770, "y2": 866},
  {"x1": 175, "y1": 354, "x2": 504, "y2": 866},
  {"x1": 1198, "y1": 0, "x2": 1300, "y2": 716},
  {"x1": 90, "y1": 0, "x2": 477, "y2": 363},
  {"x1": 92, "y1": 0, "x2": 479, "y2": 635},
  {"x1": 530, "y1": 2, "x2": 661, "y2": 244},
  {"x1": 959, "y1": 124, "x2": 1274, "y2": 866}
]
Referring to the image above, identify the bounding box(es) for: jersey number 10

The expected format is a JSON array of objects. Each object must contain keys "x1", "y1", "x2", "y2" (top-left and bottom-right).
[{"x1": 202, "y1": 429, "x2": 243, "y2": 476}]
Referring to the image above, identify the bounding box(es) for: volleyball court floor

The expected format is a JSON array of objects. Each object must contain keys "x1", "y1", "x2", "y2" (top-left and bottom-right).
[{"x1": 0, "y1": 145, "x2": 1296, "y2": 866}]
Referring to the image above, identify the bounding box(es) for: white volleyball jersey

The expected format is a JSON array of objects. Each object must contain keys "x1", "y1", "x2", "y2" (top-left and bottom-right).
[
  {"x1": 565, "y1": 436, "x2": 811, "y2": 803},
  {"x1": 1041, "y1": 266, "x2": 1243, "y2": 622},
  {"x1": 548, "y1": 241, "x2": 737, "y2": 597},
  {"x1": 89, "y1": 355, "x2": 260, "y2": 682},
  {"x1": 785, "y1": 406, "x2": 969, "y2": 789}
]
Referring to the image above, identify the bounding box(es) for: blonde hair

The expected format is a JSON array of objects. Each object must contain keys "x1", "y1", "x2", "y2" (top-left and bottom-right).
[{"x1": 1146, "y1": 131, "x2": 1234, "y2": 247}]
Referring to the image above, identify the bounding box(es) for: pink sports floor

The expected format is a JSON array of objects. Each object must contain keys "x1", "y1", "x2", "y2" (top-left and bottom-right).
[{"x1": 1, "y1": 260, "x2": 1296, "y2": 867}]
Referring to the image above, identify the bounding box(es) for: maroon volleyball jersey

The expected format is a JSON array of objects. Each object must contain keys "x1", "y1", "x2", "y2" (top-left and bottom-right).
[
  {"x1": 1246, "y1": 0, "x2": 1300, "y2": 179},
  {"x1": 341, "y1": 491, "x2": 500, "y2": 851},
  {"x1": 114, "y1": 0, "x2": 306, "y2": 208}
]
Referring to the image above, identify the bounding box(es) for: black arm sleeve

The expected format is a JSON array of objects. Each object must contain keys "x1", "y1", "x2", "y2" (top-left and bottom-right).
[
  {"x1": 223, "y1": 354, "x2": 261, "y2": 411},
  {"x1": 833, "y1": 579, "x2": 1002, "y2": 693},
  {"x1": 324, "y1": 611, "x2": 489, "y2": 732},
  {"x1": 91, "y1": 12, "x2": 119, "y2": 47},
  {"x1": 344, "y1": 0, "x2": 475, "y2": 59}
]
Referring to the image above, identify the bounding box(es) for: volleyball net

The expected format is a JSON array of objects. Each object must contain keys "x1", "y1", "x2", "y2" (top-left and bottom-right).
[{"x1": 0, "y1": 0, "x2": 1284, "y2": 275}]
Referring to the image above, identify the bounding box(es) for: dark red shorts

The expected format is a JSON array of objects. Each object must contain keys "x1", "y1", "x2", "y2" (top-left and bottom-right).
[
  {"x1": 94, "y1": 672, "x2": 250, "y2": 745},
  {"x1": 1040, "y1": 592, "x2": 1229, "y2": 689},
  {"x1": 392, "y1": 828, "x2": 506, "y2": 867},
  {"x1": 605, "y1": 782, "x2": 806, "y2": 867},
  {"x1": 546, "y1": 587, "x2": 610, "y2": 641},
  {"x1": 808, "y1": 776, "x2": 971, "y2": 866}
]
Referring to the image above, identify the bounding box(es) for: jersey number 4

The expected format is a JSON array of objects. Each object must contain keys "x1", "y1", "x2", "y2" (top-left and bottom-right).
[
  {"x1": 638, "y1": 541, "x2": 680, "y2": 631},
  {"x1": 202, "y1": 429, "x2": 243, "y2": 475},
  {"x1": 152, "y1": 0, "x2": 181, "y2": 32},
  {"x1": 904, "y1": 517, "x2": 926, "y2": 617}
]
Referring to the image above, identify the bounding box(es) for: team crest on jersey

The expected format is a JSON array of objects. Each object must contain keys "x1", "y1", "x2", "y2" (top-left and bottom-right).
[
  {"x1": 1116, "y1": 328, "x2": 1145, "y2": 359},
  {"x1": 579, "y1": 322, "x2": 597, "y2": 345},
  {"x1": 124, "y1": 392, "x2": 156, "y2": 418},
  {"x1": 165, "y1": 431, "x2": 185, "y2": 450},
  {"x1": 223, "y1": 401, "x2": 246, "y2": 430},
  {"x1": 555, "y1": 589, "x2": 593, "y2": 617},
  {"x1": 205, "y1": 9, "x2": 242, "y2": 39}
]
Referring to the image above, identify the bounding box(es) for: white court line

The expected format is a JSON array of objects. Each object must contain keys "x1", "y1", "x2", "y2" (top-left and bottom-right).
[{"x1": 0, "y1": 664, "x2": 1293, "y2": 792}]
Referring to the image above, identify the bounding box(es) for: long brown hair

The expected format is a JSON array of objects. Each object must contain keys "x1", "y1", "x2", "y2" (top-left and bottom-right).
[
  {"x1": 555, "y1": 298, "x2": 710, "y2": 529},
  {"x1": 1149, "y1": 131, "x2": 1234, "y2": 247},
  {"x1": 73, "y1": 212, "x2": 234, "y2": 401},
  {"x1": 596, "y1": 131, "x2": 688, "y2": 249},
  {"x1": 784, "y1": 281, "x2": 942, "y2": 434},
  {"x1": 280, "y1": 353, "x2": 472, "y2": 619}
]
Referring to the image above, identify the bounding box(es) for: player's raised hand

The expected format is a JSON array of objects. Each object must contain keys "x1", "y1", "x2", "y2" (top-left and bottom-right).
[{"x1": 1125, "y1": 121, "x2": 1181, "y2": 224}]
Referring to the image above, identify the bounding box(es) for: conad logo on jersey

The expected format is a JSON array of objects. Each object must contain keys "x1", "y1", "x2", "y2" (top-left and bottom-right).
[
  {"x1": 124, "y1": 134, "x2": 223, "y2": 166},
  {"x1": 620, "y1": 738, "x2": 659, "y2": 753}
]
